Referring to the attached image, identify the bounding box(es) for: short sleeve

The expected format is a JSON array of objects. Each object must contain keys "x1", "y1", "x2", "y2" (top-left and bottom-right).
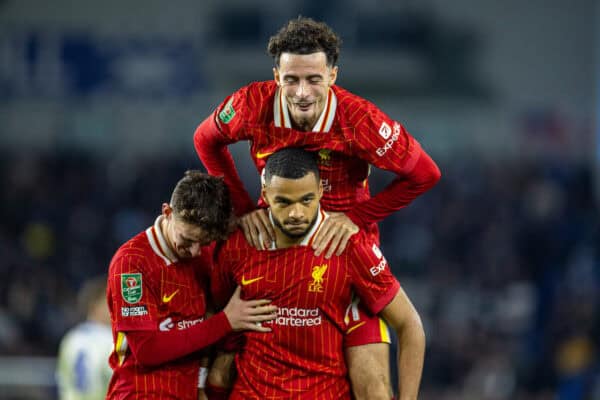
[{"x1": 348, "y1": 237, "x2": 400, "y2": 314}]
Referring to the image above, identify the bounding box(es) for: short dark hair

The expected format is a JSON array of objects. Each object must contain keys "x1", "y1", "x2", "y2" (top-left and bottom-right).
[
  {"x1": 264, "y1": 148, "x2": 319, "y2": 184},
  {"x1": 170, "y1": 170, "x2": 232, "y2": 240},
  {"x1": 267, "y1": 17, "x2": 341, "y2": 67}
]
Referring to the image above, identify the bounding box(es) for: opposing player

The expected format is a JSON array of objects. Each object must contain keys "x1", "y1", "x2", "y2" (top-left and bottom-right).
[
  {"x1": 194, "y1": 17, "x2": 439, "y2": 399},
  {"x1": 105, "y1": 171, "x2": 277, "y2": 400},
  {"x1": 56, "y1": 276, "x2": 113, "y2": 400},
  {"x1": 212, "y1": 148, "x2": 425, "y2": 399}
]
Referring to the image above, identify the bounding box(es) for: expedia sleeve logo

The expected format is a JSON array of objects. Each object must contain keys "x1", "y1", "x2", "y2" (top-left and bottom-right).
[{"x1": 121, "y1": 273, "x2": 143, "y2": 304}]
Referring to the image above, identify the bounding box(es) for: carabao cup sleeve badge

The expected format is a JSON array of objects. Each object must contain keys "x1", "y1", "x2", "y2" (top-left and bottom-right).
[{"x1": 121, "y1": 273, "x2": 143, "y2": 304}]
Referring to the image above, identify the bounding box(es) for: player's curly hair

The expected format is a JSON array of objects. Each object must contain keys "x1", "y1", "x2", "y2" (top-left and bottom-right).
[
  {"x1": 170, "y1": 170, "x2": 233, "y2": 240},
  {"x1": 267, "y1": 17, "x2": 341, "y2": 67}
]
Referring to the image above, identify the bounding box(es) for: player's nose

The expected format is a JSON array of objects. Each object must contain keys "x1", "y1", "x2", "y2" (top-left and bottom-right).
[
  {"x1": 289, "y1": 204, "x2": 304, "y2": 219},
  {"x1": 296, "y1": 80, "x2": 307, "y2": 97}
]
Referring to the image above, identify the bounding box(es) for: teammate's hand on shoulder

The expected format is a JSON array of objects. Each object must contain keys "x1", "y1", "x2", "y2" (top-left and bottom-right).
[
  {"x1": 312, "y1": 212, "x2": 359, "y2": 259},
  {"x1": 238, "y1": 209, "x2": 275, "y2": 250},
  {"x1": 223, "y1": 286, "x2": 277, "y2": 332}
]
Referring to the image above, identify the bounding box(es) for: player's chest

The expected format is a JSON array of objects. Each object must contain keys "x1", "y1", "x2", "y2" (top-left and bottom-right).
[
  {"x1": 155, "y1": 266, "x2": 207, "y2": 316},
  {"x1": 234, "y1": 251, "x2": 351, "y2": 307}
]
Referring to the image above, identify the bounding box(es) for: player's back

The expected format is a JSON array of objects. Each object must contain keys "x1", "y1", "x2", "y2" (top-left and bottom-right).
[{"x1": 56, "y1": 321, "x2": 113, "y2": 400}]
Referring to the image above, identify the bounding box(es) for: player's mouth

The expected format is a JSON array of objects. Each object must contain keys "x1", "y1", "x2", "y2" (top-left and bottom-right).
[
  {"x1": 294, "y1": 101, "x2": 314, "y2": 112},
  {"x1": 285, "y1": 220, "x2": 308, "y2": 230}
]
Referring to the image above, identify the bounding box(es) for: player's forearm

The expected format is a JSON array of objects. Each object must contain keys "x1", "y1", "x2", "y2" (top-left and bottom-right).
[
  {"x1": 346, "y1": 151, "x2": 441, "y2": 226},
  {"x1": 193, "y1": 116, "x2": 256, "y2": 215},
  {"x1": 126, "y1": 312, "x2": 232, "y2": 367},
  {"x1": 395, "y1": 316, "x2": 426, "y2": 400}
]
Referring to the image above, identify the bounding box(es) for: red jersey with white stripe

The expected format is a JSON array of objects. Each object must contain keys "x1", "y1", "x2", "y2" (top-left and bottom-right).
[
  {"x1": 106, "y1": 216, "x2": 211, "y2": 399},
  {"x1": 195, "y1": 80, "x2": 439, "y2": 230},
  {"x1": 212, "y1": 210, "x2": 400, "y2": 399}
]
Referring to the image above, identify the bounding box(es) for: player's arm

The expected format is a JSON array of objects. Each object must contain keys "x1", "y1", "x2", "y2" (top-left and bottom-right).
[
  {"x1": 125, "y1": 286, "x2": 276, "y2": 367},
  {"x1": 193, "y1": 92, "x2": 255, "y2": 216},
  {"x1": 345, "y1": 112, "x2": 441, "y2": 228},
  {"x1": 349, "y1": 239, "x2": 424, "y2": 399},
  {"x1": 379, "y1": 288, "x2": 425, "y2": 400}
]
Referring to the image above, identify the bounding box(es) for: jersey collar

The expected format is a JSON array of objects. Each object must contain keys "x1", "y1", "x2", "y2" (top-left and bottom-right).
[
  {"x1": 266, "y1": 207, "x2": 328, "y2": 250},
  {"x1": 145, "y1": 215, "x2": 178, "y2": 266},
  {"x1": 274, "y1": 86, "x2": 337, "y2": 133}
]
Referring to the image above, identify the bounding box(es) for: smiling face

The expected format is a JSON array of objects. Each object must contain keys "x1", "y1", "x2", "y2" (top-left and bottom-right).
[
  {"x1": 273, "y1": 52, "x2": 338, "y2": 131},
  {"x1": 262, "y1": 172, "x2": 323, "y2": 245}
]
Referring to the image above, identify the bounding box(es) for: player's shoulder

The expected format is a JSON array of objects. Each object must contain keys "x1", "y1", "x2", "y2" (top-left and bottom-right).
[
  {"x1": 219, "y1": 81, "x2": 276, "y2": 126},
  {"x1": 346, "y1": 230, "x2": 381, "y2": 256},
  {"x1": 217, "y1": 229, "x2": 252, "y2": 258},
  {"x1": 333, "y1": 85, "x2": 390, "y2": 127},
  {"x1": 231, "y1": 81, "x2": 277, "y2": 109},
  {"x1": 108, "y1": 230, "x2": 155, "y2": 273}
]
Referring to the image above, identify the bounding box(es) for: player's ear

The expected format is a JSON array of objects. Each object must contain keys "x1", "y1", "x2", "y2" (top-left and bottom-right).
[
  {"x1": 162, "y1": 203, "x2": 172, "y2": 218},
  {"x1": 317, "y1": 179, "x2": 324, "y2": 200},
  {"x1": 273, "y1": 67, "x2": 280, "y2": 86},
  {"x1": 328, "y1": 65, "x2": 338, "y2": 86},
  {"x1": 261, "y1": 187, "x2": 270, "y2": 206}
]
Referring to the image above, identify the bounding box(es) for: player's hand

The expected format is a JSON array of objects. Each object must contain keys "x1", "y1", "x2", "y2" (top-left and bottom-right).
[
  {"x1": 197, "y1": 389, "x2": 208, "y2": 400},
  {"x1": 223, "y1": 286, "x2": 277, "y2": 332},
  {"x1": 238, "y1": 209, "x2": 275, "y2": 250},
  {"x1": 312, "y1": 212, "x2": 359, "y2": 259}
]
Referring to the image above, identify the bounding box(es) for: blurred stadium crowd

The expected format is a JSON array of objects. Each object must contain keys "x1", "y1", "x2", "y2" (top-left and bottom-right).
[{"x1": 0, "y1": 149, "x2": 597, "y2": 399}]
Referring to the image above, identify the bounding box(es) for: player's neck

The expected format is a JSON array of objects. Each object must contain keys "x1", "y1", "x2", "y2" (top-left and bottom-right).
[
  {"x1": 274, "y1": 229, "x2": 304, "y2": 249},
  {"x1": 159, "y1": 216, "x2": 177, "y2": 256}
]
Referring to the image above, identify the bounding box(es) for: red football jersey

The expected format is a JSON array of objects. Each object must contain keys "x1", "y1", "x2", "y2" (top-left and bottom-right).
[
  {"x1": 195, "y1": 81, "x2": 438, "y2": 230},
  {"x1": 212, "y1": 210, "x2": 400, "y2": 399},
  {"x1": 106, "y1": 216, "x2": 211, "y2": 400}
]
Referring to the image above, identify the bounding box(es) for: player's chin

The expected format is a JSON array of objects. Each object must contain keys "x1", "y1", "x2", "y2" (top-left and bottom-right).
[{"x1": 283, "y1": 225, "x2": 308, "y2": 237}]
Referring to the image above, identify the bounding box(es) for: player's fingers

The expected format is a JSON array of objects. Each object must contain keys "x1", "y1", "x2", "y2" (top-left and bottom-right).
[
  {"x1": 248, "y1": 312, "x2": 278, "y2": 322},
  {"x1": 248, "y1": 213, "x2": 265, "y2": 250},
  {"x1": 315, "y1": 224, "x2": 337, "y2": 256},
  {"x1": 324, "y1": 231, "x2": 343, "y2": 259},
  {"x1": 240, "y1": 218, "x2": 254, "y2": 247},
  {"x1": 312, "y1": 223, "x2": 334, "y2": 255},
  {"x1": 249, "y1": 305, "x2": 278, "y2": 315},
  {"x1": 245, "y1": 322, "x2": 272, "y2": 332},
  {"x1": 244, "y1": 217, "x2": 262, "y2": 249},
  {"x1": 335, "y1": 231, "x2": 353, "y2": 257},
  {"x1": 256, "y1": 210, "x2": 275, "y2": 243},
  {"x1": 246, "y1": 299, "x2": 273, "y2": 307}
]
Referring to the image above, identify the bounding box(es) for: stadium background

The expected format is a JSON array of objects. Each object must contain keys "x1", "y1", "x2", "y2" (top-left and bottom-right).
[{"x1": 0, "y1": 0, "x2": 598, "y2": 399}]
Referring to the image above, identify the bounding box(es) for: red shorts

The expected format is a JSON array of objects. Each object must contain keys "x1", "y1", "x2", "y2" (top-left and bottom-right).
[{"x1": 343, "y1": 294, "x2": 391, "y2": 347}]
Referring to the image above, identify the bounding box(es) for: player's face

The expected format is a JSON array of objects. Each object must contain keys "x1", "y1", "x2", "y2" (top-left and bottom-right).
[
  {"x1": 162, "y1": 205, "x2": 213, "y2": 259},
  {"x1": 274, "y1": 52, "x2": 338, "y2": 131},
  {"x1": 262, "y1": 172, "x2": 323, "y2": 239}
]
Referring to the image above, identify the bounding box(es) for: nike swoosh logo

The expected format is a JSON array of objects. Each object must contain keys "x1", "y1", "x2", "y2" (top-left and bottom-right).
[
  {"x1": 256, "y1": 151, "x2": 273, "y2": 159},
  {"x1": 162, "y1": 289, "x2": 179, "y2": 303},
  {"x1": 241, "y1": 276, "x2": 264, "y2": 286}
]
